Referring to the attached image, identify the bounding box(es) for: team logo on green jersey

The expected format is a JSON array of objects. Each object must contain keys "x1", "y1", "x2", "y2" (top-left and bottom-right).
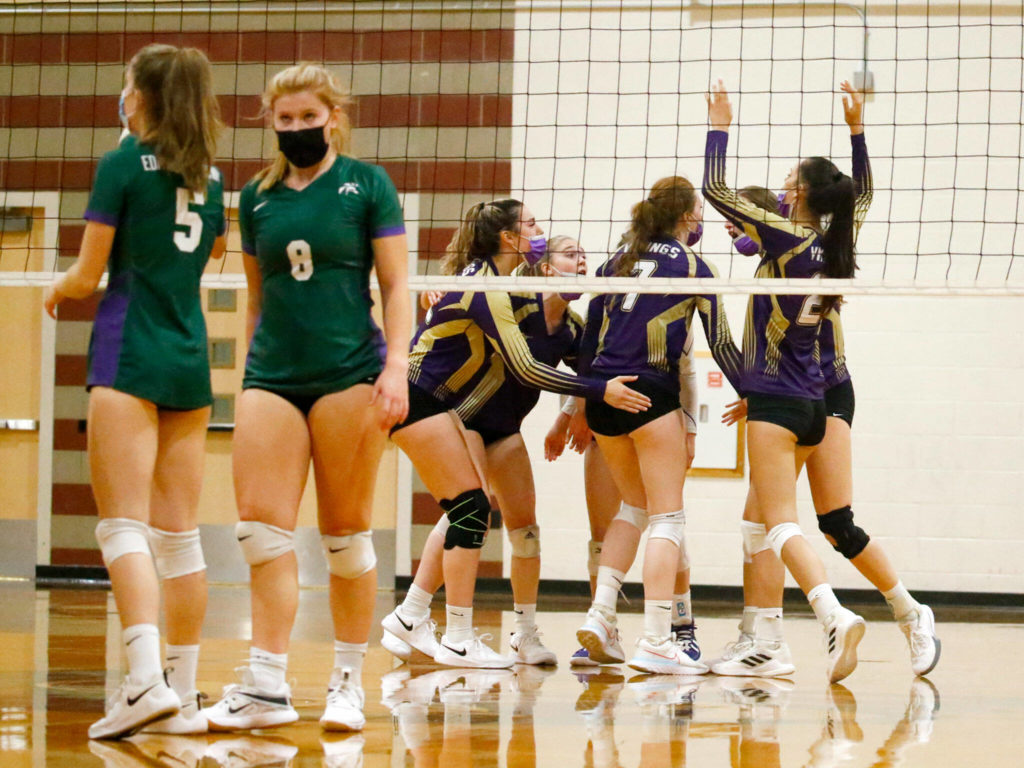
[{"x1": 338, "y1": 182, "x2": 361, "y2": 195}]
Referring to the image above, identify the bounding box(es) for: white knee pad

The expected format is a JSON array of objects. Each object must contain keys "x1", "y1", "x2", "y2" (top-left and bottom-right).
[
  {"x1": 321, "y1": 531, "x2": 377, "y2": 579},
  {"x1": 678, "y1": 536, "x2": 691, "y2": 570},
  {"x1": 235, "y1": 520, "x2": 295, "y2": 566},
  {"x1": 587, "y1": 539, "x2": 603, "y2": 578},
  {"x1": 766, "y1": 522, "x2": 804, "y2": 559},
  {"x1": 431, "y1": 515, "x2": 451, "y2": 538},
  {"x1": 648, "y1": 508, "x2": 685, "y2": 547},
  {"x1": 149, "y1": 527, "x2": 206, "y2": 580},
  {"x1": 613, "y1": 502, "x2": 649, "y2": 532},
  {"x1": 508, "y1": 525, "x2": 540, "y2": 558},
  {"x1": 740, "y1": 521, "x2": 769, "y2": 564},
  {"x1": 95, "y1": 518, "x2": 151, "y2": 567}
]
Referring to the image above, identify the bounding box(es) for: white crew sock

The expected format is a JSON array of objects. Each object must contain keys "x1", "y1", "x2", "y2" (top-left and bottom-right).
[
  {"x1": 164, "y1": 643, "x2": 199, "y2": 698},
  {"x1": 333, "y1": 640, "x2": 367, "y2": 685},
  {"x1": 643, "y1": 600, "x2": 673, "y2": 641},
  {"x1": 513, "y1": 603, "x2": 536, "y2": 633},
  {"x1": 594, "y1": 566, "x2": 625, "y2": 612},
  {"x1": 123, "y1": 624, "x2": 162, "y2": 686},
  {"x1": 445, "y1": 604, "x2": 473, "y2": 643},
  {"x1": 740, "y1": 606, "x2": 758, "y2": 636},
  {"x1": 249, "y1": 646, "x2": 288, "y2": 692},
  {"x1": 754, "y1": 607, "x2": 784, "y2": 642},
  {"x1": 400, "y1": 583, "x2": 433, "y2": 620},
  {"x1": 807, "y1": 584, "x2": 841, "y2": 624},
  {"x1": 673, "y1": 590, "x2": 693, "y2": 626},
  {"x1": 882, "y1": 581, "x2": 919, "y2": 620}
]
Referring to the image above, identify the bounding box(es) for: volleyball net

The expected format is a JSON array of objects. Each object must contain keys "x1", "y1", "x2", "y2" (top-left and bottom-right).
[{"x1": 0, "y1": 0, "x2": 1021, "y2": 296}]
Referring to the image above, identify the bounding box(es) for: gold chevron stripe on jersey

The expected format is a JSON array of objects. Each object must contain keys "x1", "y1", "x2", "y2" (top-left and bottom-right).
[
  {"x1": 646, "y1": 298, "x2": 695, "y2": 374},
  {"x1": 454, "y1": 354, "x2": 507, "y2": 423},
  {"x1": 696, "y1": 294, "x2": 744, "y2": 384}
]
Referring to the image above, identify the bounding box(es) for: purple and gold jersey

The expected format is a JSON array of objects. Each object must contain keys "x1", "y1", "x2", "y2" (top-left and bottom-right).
[
  {"x1": 454, "y1": 298, "x2": 583, "y2": 435},
  {"x1": 817, "y1": 307, "x2": 850, "y2": 390},
  {"x1": 702, "y1": 130, "x2": 872, "y2": 399},
  {"x1": 579, "y1": 239, "x2": 742, "y2": 394},
  {"x1": 408, "y1": 258, "x2": 606, "y2": 405}
]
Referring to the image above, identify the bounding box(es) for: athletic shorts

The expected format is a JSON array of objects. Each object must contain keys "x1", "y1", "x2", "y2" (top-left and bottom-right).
[
  {"x1": 464, "y1": 423, "x2": 520, "y2": 447},
  {"x1": 390, "y1": 382, "x2": 450, "y2": 435},
  {"x1": 746, "y1": 392, "x2": 827, "y2": 447},
  {"x1": 824, "y1": 379, "x2": 855, "y2": 427},
  {"x1": 252, "y1": 375, "x2": 378, "y2": 418},
  {"x1": 585, "y1": 376, "x2": 681, "y2": 437}
]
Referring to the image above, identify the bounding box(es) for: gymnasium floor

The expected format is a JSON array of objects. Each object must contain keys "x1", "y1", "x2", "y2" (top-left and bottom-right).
[{"x1": 2, "y1": 582, "x2": 1021, "y2": 767}]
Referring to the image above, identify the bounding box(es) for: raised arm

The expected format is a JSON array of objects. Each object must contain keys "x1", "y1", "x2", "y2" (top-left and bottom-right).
[
  {"x1": 703, "y1": 81, "x2": 810, "y2": 256},
  {"x1": 841, "y1": 80, "x2": 873, "y2": 235}
]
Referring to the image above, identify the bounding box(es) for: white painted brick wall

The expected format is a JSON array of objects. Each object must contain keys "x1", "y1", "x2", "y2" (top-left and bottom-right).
[{"x1": 510, "y1": 5, "x2": 1024, "y2": 595}]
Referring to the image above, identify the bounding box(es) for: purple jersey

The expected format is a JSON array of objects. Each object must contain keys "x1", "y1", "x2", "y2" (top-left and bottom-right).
[
  {"x1": 579, "y1": 238, "x2": 742, "y2": 395},
  {"x1": 817, "y1": 307, "x2": 850, "y2": 390},
  {"x1": 702, "y1": 130, "x2": 872, "y2": 399},
  {"x1": 454, "y1": 299, "x2": 583, "y2": 434},
  {"x1": 408, "y1": 257, "x2": 605, "y2": 404}
]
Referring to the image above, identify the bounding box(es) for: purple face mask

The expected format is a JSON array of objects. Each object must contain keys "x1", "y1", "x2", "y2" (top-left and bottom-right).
[
  {"x1": 777, "y1": 191, "x2": 791, "y2": 219},
  {"x1": 733, "y1": 234, "x2": 760, "y2": 256},
  {"x1": 550, "y1": 265, "x2": 584, "y2": 301},
  {"x1": 686, "y1": 222, "x2": 703, "y2": 247},
  {"x1": 522, "y1": 235, "x2": 548, "y2": 266}
]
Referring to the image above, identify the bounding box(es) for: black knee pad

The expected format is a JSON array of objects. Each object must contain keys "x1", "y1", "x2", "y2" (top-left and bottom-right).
[
  {"x1": 442, "y1": 489, "x2": 491, "y2": 550},
  {"x1": 817, "y1": 505, "x2": 870, "y2": 559}
]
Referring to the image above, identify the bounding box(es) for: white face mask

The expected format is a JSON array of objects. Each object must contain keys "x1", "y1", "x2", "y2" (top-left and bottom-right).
[{"x1": 549, "y1": 266, "x2": 584, "y2": 301}]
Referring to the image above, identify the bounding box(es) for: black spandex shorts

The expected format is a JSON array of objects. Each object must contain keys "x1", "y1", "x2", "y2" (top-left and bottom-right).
[
  {"x1": 390, "y1": 382, "x2": 450, "y2": 435},
  {"x1": 464, "y1": 423, "x2": 520, "y2": 447},
  {"x1": 585, "y1": 376, "x2": 681, "y2": 437},
  {"x1": 824, "y1": 379, "x2": 855, "y2": 427},
  {"x1": 257, "y1": 375, "x2": 378, "y2": 418},
  {"x1": 746, "y1": 392, "x2": 827, "y2": 447}
]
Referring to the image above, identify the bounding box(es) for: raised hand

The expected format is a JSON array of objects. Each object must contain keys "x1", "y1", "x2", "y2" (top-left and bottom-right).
[
  {"x1": 840, "y1": 80, "x2": 864, "y2": 134},
  {"x1": 705, "y1": 79, "x2": 733, "y2": 131}
]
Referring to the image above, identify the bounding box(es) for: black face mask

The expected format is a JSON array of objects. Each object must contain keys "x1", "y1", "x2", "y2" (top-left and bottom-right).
[{"x1": 276, "y1": 123, "x2": 329, "y2": 168}]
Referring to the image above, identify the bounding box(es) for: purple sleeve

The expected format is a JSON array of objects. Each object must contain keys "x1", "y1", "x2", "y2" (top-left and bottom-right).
[
  {"x1": 466, "y1": 291, "x2": 606, "y2": 400},
  {"x1": 851, "y1": 133, "x2": 872, "y2": 234},
  {"x1": 702, "y1": 131, "x2": 807, "y2": 257}
]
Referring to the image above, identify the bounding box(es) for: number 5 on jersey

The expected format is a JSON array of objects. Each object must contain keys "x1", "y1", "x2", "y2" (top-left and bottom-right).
[
  {"x1": 174, "y1": 188, "x2": 205, "y2": 253},
  {"x1": 287, "y1": 240, "x2": 314, "y2": 281}
]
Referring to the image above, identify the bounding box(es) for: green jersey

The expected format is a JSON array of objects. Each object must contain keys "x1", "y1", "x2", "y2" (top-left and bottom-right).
[
  {"x1": 85, "y1": 135, "x2": 225, "y2": 409},
  {"x1": 240, "y1": 155, "x2": 405, "y2": 396}
]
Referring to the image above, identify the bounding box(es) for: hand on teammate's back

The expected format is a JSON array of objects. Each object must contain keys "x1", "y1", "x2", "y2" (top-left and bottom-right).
[
  {"x1": 603, "y1": 376, "x2": 651, "y2": 413},
  {"x1": 721, "y1": 398, "x2": 747, "y2": 426}
]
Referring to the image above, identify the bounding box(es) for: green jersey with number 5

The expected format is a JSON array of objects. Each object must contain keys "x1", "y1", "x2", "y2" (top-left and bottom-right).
[
  {"x1": 85, "y1": 135, "x2": 224, "y2": 409},
  {"x1": 239, "y1": 155, "x2": 406, "y2": 396}
]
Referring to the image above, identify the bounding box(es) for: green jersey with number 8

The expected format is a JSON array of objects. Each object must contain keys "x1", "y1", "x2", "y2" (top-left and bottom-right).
[
  {"x1": 239, "y1": 155, "x2": 406, "y2": 396},
  {"x1": 85, "y1": 135, "x2": 225, "y2": 410}
]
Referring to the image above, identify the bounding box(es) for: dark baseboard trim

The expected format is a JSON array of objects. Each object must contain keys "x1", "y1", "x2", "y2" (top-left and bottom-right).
[
  {"x1": 393, "y1": 576, "x2": 1024, "y2": 610},
  {"x1": 35, "y1": 564, "x2": 110, "y2": 588}
]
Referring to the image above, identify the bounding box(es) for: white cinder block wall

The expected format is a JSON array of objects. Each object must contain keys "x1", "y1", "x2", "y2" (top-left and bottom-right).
[{"x1": 506, "y1": 4, "x2": 1024, "y2": 594}]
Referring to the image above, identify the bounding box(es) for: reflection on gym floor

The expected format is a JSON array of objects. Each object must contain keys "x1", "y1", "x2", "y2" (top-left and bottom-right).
[{"x1": 2, "y1": 583, "x2": 1021, "y2": 767}]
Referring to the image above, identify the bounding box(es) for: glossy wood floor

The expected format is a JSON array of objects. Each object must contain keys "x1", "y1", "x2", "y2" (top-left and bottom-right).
[{"x1": 2, "y1": 582, "x2": 1023, "y2": 767}]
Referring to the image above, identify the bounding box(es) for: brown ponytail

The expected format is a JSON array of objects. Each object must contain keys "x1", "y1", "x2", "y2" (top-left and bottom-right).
[
  {"x1": 441, "y1": 199, "x2": 523, "y2": 275},
  {"x1": 617, "y1": 176, "x2": 696, "y2": 276},
  {"x1": 131, "y1": 44, "x2": 221, "y2": 195}
]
